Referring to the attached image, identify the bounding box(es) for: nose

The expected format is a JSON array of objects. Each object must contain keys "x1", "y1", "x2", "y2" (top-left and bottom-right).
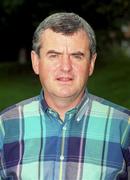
[{"x1": 60, "y1": 55, "x2": 72, "y2": 72}]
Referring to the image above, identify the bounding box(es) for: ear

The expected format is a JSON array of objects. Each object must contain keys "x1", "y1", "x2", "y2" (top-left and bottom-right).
[
  {"x1": 31, "y1": 50, "x2": 40, "y2": 75},
  {"x1": 89, "y1": 53, "x2": 97, "y2": 76}
]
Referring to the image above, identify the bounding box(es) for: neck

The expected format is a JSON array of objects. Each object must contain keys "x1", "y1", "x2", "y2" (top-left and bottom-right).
[{"x1": 44, "y1": 92, "x2": 84, "y2": 121}]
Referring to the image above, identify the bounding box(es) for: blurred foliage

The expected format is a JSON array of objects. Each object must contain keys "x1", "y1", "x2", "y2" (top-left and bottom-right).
[
  {"x1": 0, "y1": 0, "x2": 31, "y2": 62},
  {"x1": 0, "y1": 0, "x2": 130, "y2": 30},
  {"x1": 0, "y1": 0, "x2": 130, "y2": 62},
  {"x1": 0, "y1": 0, "x2": 24, "y2": 14},
  {"x1": 31, "y1": 0, "x2": 130, "y2": 30}
]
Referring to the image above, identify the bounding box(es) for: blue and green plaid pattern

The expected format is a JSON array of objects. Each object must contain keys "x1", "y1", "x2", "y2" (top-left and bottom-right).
[{"x1": 0, "y1": 90, "x2": 130, "y2": 180}]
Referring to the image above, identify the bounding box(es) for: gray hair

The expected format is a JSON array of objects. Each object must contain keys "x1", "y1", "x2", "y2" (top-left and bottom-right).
[{"x1": 32, "y1": 12, "x2": 96, "y2": 58}]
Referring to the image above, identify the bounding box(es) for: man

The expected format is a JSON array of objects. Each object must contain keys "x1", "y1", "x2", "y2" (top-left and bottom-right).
[{"x1": 0, "y1": 12, "x2": 130, "y2": 180}]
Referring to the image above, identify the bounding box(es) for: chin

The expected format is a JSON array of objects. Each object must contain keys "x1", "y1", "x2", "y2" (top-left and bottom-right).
[{"x1": 55, "y1": 90, "x2": 77, "y2": 99}]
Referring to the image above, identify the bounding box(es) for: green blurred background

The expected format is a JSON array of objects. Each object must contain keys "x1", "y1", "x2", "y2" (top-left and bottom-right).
[{"x1": 0, "y1": 0, "x2": 130, "y2": 111}]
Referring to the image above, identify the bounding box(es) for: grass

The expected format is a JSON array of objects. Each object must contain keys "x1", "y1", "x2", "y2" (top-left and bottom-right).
[
  {"x1": 88, "y1": 58, "x2": 130, "y2": 109},
  {"x1": 88, "y1": 45, "x2": 130, "y2": 109},
  {"x1": 0, "y1": 63, "x2": 41, "y2": 111},
  {"x1": 0, "y1": 47, "x2": 130, "y2": 111}
]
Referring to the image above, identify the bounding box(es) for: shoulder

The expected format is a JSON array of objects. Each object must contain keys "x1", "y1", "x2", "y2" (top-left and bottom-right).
[
  {"x1": 89, "y1": 93, "x2": 130, "y2": 117},
  {"x1": 0, "y1": 95, "x2": 40, "y2": 120}
]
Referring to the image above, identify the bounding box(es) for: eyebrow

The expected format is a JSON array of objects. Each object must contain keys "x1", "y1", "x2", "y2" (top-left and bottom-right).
[
  {"x1": 47, "y1": 50, "x2": 85, "y2": 56},
  {"x1": 70, "y1": 51, "x2": 85, "y2": 57},
  {"x1": 47, "y1": 50, "x2": 62, "y2": 55}
]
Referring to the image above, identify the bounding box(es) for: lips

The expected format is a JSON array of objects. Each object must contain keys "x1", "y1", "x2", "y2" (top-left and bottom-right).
[{"x1": 56, "y1": 76, "x2": 73, "y2": 82}]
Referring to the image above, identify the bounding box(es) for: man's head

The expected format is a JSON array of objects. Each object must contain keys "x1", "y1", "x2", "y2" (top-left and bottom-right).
[
  {"x1": 32, "y1": 12, "x2": 96, "y2": 59},
  {"x1": 31, "y1": 12, "x2": 97, "y2": 107}
]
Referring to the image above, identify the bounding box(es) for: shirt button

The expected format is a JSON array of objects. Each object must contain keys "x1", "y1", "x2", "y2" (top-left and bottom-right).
[
  {"x1": 63, "y1": 126, "x2": 67, "y2": 131},
  {"x1": 77, "y1": 118, "x2": 80, "y2": 122},
  {"x1": 60, "y1": 155, "x2": 64, "y2": 161}
]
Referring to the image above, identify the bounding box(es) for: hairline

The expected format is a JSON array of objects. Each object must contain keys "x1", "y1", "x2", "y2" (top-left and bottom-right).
[{"x1": 32, "y1": 12, "x2": 96, "y2": 59}]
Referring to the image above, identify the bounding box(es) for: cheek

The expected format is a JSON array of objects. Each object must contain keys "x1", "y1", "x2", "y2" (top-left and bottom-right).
[
  {"x1": 39, "y1": 65, "x2": 56, "y2": 80},
  {"x1": 75, "y1": 65, "x2": 89, "y2": 77}
]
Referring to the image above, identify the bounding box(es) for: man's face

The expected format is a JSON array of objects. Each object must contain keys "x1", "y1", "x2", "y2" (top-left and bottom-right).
[{"x1": 31, "y1": 29, "x2": 96, "y2": 101}]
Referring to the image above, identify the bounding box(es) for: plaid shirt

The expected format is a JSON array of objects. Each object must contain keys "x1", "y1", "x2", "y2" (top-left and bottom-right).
[{"x1": 0, "y1": 90, "x2": 130, "y2": 180}]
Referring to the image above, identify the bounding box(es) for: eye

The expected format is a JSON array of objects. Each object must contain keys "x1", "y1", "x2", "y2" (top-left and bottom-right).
[
  {"x1": 48, "y1": 53, "x2": 58, "y2": 59},
  {"x1": 71, "y1": 54, "x2": 83, "y2": 60},
  {"x1": 74, "y1": 55, "x2": 82, "y2": 59}
]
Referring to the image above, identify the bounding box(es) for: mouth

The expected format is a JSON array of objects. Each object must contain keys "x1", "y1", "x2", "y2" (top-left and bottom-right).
[{"x1": 56, "y1": 76, "x2": 73, "y2": 83}]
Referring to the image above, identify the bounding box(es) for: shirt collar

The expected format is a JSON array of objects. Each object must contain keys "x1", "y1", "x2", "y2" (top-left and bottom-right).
[
  {"x1": 39, "y1": 89, "x2": 90, "y2": 114},
  {"x1": 75, "y1": 90, "x2": 90, "y2": 122},
  {"x1": 75, "y1": 89, "x2": 89, "y2": 110},
  {"x1": 39, "y1": 90, "x2": 49, "y2": 112}
]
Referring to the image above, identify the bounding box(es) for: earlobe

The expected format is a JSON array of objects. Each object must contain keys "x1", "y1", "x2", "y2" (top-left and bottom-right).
[
  {"x1": 89, "y1": 53, "x2": 97, "y2": 76},
  {"x1": 31, "y1": 50, "x2": 39, "y2": 75}
]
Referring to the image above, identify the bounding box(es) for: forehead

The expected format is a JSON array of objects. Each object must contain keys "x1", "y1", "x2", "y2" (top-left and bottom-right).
[{"x1": 40, "y1": 29, "x2": 90, "y2": 51}]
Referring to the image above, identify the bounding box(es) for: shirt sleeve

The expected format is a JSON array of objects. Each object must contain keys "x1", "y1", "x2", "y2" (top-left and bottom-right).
[
  {"x1": 121, "y1": 117, "x2": 130, "y2": 177},
  {"x1": 0, "y1": 115, "x2": 5, "y2": 179}
]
